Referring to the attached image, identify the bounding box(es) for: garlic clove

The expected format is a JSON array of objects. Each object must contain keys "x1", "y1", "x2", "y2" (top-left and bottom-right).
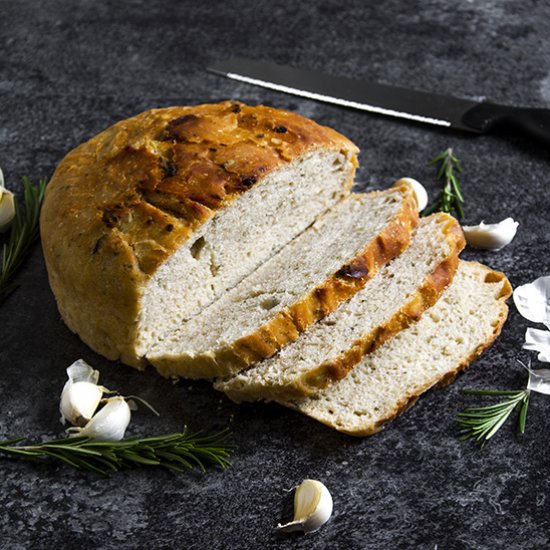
[
  {"x1": 462, "y1": 217, "x2": 518, "y2": 251},
  {"x1": 0, "y1": 166, "x2": 16, "y2": 233},
  {"x1": 523, "y1": 327, "x2": 550, "y2": 363},
  {"x1": 513, "y1": 275, "x2": 550, "y2": 329},
  {"x1": 277, "y1": 479, "x2": 333, "y2": 534},
  {"x1": 394, "y1": 177, "x2": 428, "y2": 211},
  {"x1": 0, "y1": 188, "x2": 15, "y2": 233},
  {"x1": 60, "y1": 381, "x2": 104, "y2": 427},
  {"x1": 70, "y1": 396, "x2": 131, "y2": 441},
  {"x1": 59, "y1": 359, "x2": 104, "y2": 426},
  {"x1": 0, "y1": 166, "x2": 5, "y2": 201}
]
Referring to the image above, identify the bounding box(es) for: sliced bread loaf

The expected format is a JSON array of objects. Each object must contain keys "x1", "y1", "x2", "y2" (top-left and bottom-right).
[
  {"x1": 148, "y1": 184, "x2": 419, "y2": 379},
  {"x1": 281, "y1": 261, "x2": 512, "y2": 436},
  {"x1": 216, "y1": 212, "x2": 465, "y2": 402},
  {"x1": 41, "y1": 101, "x2": 358, "y2": 367}
]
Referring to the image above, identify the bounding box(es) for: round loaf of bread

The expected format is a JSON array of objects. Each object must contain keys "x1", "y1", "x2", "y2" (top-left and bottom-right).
[{"x1": 40, "y1": 101, "x2": 359, "y2": 367}]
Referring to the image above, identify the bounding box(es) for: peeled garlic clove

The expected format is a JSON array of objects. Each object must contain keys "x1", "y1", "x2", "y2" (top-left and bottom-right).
[
  {"x1": 513, "y1": 275, "x2": 550, "y2": 328},
  {"x1": 59, "y1": 359, "x2": 103, "y2": 426},
  {"x1": 70, "y1": 396, "x2": 131, "y2": 441},
  {"x1": 394, "y1": 177, "x2": 428, "y2": 211},
  {"x1": 277, "y1": 479, "x2": 333, "y2": 534},
  {"x1": 462, "y1": 218, "x2": 518, "y2": 250},
  {"x1": 60, "y1": 381, "x2": 104, "y2": 427}
]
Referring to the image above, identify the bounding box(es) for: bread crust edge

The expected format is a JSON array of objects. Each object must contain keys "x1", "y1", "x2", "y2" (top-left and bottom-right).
[
  {"x1": 152, "y1": 186, "x2": 419, "y2": 379},
  {"x1": 41, "y1": 102, "x2": 359, "y2": 368},
  {"x1": 290, "y1": 263, "x2": 512, "y2": 437},
  {"x1": 222, "y1": 213, "x2": 466, "y2": 402}
]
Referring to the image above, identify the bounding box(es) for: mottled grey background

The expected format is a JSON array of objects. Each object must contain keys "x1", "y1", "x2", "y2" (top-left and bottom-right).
[{"x1": 1, "y1": 1, "x2": 550, "y2": 549}]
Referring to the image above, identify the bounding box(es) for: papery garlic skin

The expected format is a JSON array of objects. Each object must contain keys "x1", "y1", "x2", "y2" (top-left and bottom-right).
[
  {"x1": 59, "y1": 359, "x2": 103, "y2": 426},
  {"x1": 0, "y1": 167, "x2": 16, "y2": 233},
  {"x1": 277, "y1": 479, "x2": 333, "y2": 534},
  {"x1": 394, "y1": 177, "x2": 428, "y2": 211},
  {"x1": 513, "y1": 275, "x2": 550, "y2": 328},
  {"x1": 523, "y1": 327, "x2": 550, "y2": 363},
  {"x1": 71, "y1": 396, "x2": 131, "y2": 441},
  {"x1": 527, "y1": 367, "x2": 550, "y2": 395},
  {"x1": 64, "y1": 359, "x2": 100, "y2": 385},
  {"x1": 462, "y1": 218, "x2": 518, "y2": 251}
]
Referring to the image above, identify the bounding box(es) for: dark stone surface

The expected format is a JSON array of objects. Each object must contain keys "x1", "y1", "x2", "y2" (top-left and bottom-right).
[{"x1": 1, "y1": 1, "x2": 550, "y2": 548}]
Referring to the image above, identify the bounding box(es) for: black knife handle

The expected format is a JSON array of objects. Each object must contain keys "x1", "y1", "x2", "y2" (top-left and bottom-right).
[{"x1": 462, "y1": 102, "x2": 550, "y2": 147}]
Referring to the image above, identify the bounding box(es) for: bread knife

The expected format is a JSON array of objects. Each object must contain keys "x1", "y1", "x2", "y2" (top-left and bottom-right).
[{"x1": 208, "y1": 58, "x2": 550, "y2": 147}]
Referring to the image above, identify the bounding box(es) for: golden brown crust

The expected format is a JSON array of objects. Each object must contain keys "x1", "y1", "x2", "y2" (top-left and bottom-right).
[
  {"x1": 152, "y1": 186, "x2": 419, "y2": 379},
  {"x1": 270, "y1": 213, "x2": 466, "y2": 399},
  {"x1": 218, "y1": 213, "x2": 465, "y2": 403},
  {"x1": 40, "y1": 101, "x2": 359, "y2": 366},
  {"x1": 329, "y1": 262, "x2": 512, "y2": 437}
]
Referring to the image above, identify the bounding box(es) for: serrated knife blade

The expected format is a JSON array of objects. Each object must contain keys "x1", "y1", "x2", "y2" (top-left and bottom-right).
[{"x1": 207, "y1": 58, "x2": 550, "y2": 147}]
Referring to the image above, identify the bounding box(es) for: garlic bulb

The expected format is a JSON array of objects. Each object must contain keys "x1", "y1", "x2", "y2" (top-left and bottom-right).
[
  {"x1": 0, "y1": 167, "x2": 16, "y2": 233},
  {"x1": 462, "y1": 218, "x2": 518, "y2": 251},
  {"x1": 395, "y1": 177, "x2": 428, "y2": 211},
  {"x1": 59, "y1": 360, "x2": 104, "y2": 426},
  {"x1": 70, "y1": 396, "x2": 131, "y2": 441},
  {"x1": 277, "y1": 479, "x2": 333, "y2": 534}
]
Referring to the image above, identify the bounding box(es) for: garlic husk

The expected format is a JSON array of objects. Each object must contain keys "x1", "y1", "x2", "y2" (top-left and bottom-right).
[
  {"x1": 523, "y1": 327, "x2": 550, "y2": 363},
  {"x1": 395, "y1": 177, "x2": 428, "y2": 211},
  {"x1": 59, "y1": 359, "x2": 104, "y2": 426},
  {"x1": 513, "y1": 275, "x2": 550, "y2": 328},
  {"x1": 69, "y1": 396, "x2": 131, "y2": 441},
  {"x1": 462, "y1": 218, "x2": 518, "y2": 251},
  {"x1": 277, "y1": 479, "x2": 333, "y2": 534},
  {"x1": 65, "y1": 359, "x2": 100, "y2": 385},
  {"x1": 527, "y1": 367, "x2": 550, "y2": 395},
  {"x1": 0, "y1": 168, "x2": 16, "y2": 232}
]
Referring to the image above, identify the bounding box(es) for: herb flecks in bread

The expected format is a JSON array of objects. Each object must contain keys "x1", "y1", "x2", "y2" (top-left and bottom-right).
[
  {"x1": 149, "y1": 184, "x2": 419, "y2": 379},
  {"x1": 216, "y1": 212, "x2": 465, "y2": 402},
  {"x1": 41, "y1": 101, "x2": 359, "y2": 367},
  {"x1": 283, "y1": 262, "x2": 511, "y2": 436}
]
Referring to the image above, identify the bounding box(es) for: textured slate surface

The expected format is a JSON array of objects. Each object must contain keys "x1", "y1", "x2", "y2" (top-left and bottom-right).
[{"x1": 1, "y1": 1, "x2": 550, "y2": 548}]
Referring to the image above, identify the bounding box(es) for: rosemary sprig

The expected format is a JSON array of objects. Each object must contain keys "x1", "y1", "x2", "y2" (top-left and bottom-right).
[
  {"x1": 0, "y1": 176, "x2": 48, "y2": 304},
  {"x1": 0, "y1": 429, "x2": 235, "y2": 475},
  {"x1": 423, "y1": 148, "x2": 465, "y2": 219},
  {"x1": 456, "y1": 389, "x2": 530, "y2": 447}
]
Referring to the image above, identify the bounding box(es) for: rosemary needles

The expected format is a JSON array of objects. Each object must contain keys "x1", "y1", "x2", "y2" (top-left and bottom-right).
[
  {"x1": 0, "y1": 429, "x2": 235, "y2": 476},
  {"x1": 457, "y1": 389, "x2": 530, "y2": 448},
  {"x1": 423, "y1": 148, "x2": 465, "y2": 219},
  {"x1": 0, "y1": 176, "x2": 48, "y2": 305}
]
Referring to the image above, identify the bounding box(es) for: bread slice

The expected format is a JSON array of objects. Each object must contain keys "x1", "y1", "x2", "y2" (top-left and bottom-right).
[
  {"x1": 280, "y1": 261, "x2": 511, "y2": 436},
  {"x1": 148, "y1": 184, "x2": 419, "y2": 379},
  {"x1": 216, "y1": 213, "x2": 465, "y2": 402},
  {"x1": 41, "y1": 101, "x2": 359, "y2": 367}
]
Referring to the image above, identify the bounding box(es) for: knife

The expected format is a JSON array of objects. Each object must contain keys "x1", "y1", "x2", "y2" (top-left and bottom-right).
[{"x1": 208, "y1": 58, "x2": 550, "y2": 147}]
